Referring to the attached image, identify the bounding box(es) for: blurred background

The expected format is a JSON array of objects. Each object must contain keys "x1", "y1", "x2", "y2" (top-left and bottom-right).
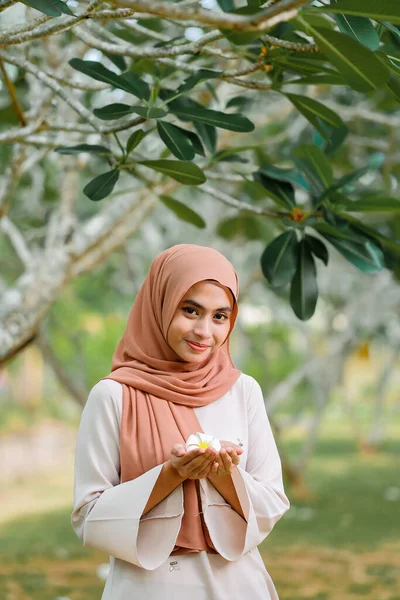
[
  {"x1": 1, "y1": 1, "x2": 400, "y2": 598},
  {"x1": 1, "y1": 211, "x2": 399, "y2": 599}
]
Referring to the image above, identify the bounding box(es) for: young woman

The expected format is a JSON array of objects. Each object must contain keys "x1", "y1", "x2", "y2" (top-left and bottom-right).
[{"x1": 72, "y1": 244, "x2": 290, "y2": 600}]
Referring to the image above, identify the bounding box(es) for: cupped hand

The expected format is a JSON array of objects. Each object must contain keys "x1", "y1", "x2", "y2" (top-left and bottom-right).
[
  {"x1": 208, "y1": 440, "x2": 243, "y2": 478},
  {"x1": 169, "y1": 443, "x2": 217, "y2": 480}
]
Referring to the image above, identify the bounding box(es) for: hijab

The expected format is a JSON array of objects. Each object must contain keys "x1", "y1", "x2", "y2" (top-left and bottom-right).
[{"x1": 103, "y1": 244, "x2": 242, "y2": 553}]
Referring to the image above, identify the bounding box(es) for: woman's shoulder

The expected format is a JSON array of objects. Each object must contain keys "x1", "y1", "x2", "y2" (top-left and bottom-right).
[
  {"x1": 84, "y1": 379, "x2": 123, "y2": 424},
  {"x1": 232, "y1": 372, "x2": 261, "y2": 398}
]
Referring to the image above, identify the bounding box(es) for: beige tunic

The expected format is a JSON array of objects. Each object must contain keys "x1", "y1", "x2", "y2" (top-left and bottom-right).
[{"x1": 71, "y1": 373, "x2": 290, "y2": 599}]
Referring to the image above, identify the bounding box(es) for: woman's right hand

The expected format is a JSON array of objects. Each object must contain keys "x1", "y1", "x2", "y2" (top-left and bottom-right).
[{"x1": 169, "y1": 444, "x2": 216, "y2": 480}]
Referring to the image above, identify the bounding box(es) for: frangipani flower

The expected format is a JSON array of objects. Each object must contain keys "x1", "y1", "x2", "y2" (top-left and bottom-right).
[{"x1": 186, "y1": 432, "x2": 221, "y2": 452}]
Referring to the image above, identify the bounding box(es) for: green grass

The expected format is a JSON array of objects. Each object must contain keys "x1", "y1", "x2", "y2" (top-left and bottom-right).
[{"x1": 0, "y1": 423, "x2": 399, "y2": 600}]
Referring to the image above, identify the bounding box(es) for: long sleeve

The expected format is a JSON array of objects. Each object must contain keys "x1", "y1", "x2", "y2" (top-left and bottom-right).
[
  {"x1": 199, "y1": 377, "x2": 290, "y2": 561},
  {"x1": 71, "y1": 380, "x2": 184, "y2": 570}
]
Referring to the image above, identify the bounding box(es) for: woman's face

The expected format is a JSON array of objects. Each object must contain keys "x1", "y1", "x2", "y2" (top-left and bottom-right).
[{"x1": 167, "y1": 280, "x2": 234, "y2": 364}]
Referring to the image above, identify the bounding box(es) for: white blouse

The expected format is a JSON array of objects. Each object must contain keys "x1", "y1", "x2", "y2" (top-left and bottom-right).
[{"x1": 71, "y1": 373, "x2": 290, "y2": 600}]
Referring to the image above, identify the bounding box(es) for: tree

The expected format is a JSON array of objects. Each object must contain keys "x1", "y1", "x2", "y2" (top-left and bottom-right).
[{"x1": 1, "y1": 0, "x2": 400, "y2": 364}]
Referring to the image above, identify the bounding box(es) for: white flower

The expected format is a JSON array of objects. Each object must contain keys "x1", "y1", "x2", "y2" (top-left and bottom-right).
[{"x1": 186, "y1": 432, "x2": 221, "y2": 451}]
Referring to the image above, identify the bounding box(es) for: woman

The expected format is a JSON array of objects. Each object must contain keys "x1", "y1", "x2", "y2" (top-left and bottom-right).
[{"x1": 71, "y1": 243, "x2": 290, "y2": 600}]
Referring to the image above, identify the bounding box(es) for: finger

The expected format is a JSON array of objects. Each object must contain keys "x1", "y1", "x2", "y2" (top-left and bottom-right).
[
  {"x1": 179, "y1": 447, "x2": 204, "y2": 465},
  {"x1": 171, "y1": 444, "x2": 186, "y2": 457},
  {"x1": 198, "y1": 460, "x2": 214, "y2": 478},
  {"x1": 220, "y1": 441, "x2": 243, "y2": 454},
  {"x1": 221, "y1": 449, "x2": 232, "y2": 474},
  {"x1": 188, "y1": 456, "x2": 213, "y2": 479},
  {"x1": 191, "y1": 451, "x2": 215, "y2": 472},
  {"x1": 227, "y1": 449, "x2": 239, "y2": 465}
]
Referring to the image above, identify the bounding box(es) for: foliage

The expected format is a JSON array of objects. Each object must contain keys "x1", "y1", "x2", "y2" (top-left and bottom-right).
[{"x1": 1, "y1": 0, "x2": 400, "y2": 350}]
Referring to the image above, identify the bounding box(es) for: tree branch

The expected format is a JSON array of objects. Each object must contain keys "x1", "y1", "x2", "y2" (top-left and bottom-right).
[
  {"x1": 75, "y1": 23, "x2": 236, "y2": 59},
  {"x1": 0, "y1": 50, "x2": 102, "y2": 133},
  {"x1": 111, "y1": 0, "x2": 309, "y2": 30},
  {"x1": 200, "y1": 183, "x2": 286, "y2": 218},
  {"x1": 0, "y1": 217, "x2": 34, "y2": 268},
  {"x1": 36, "y1": 329, "x2": 89, "y2": 407},
  {"x1": 0, "y1": 59, "x2": 27, "y2": 126},
  {"x1": 262, "y1": 33, "x2": 318, "y2": 53},
  {"x1": 0, "y1": 0, "x2": 18, "y2": 12}
]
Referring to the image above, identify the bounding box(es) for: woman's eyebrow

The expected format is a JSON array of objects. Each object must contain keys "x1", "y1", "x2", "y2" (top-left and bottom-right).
[{"x1": 182, "y1": 299, "x2": 232, "y2": 312}]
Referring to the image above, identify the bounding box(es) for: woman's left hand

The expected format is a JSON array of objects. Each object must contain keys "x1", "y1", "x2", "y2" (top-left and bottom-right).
[{"x1": 209, "y1": 440, "x2": 242, "y2": 478}]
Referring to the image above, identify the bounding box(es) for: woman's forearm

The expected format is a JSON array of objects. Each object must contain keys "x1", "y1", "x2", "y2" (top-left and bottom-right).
[
  {"x1": 207, "y1": 469, "x2": 246, "y2": 520},
  {"x1": 141, "y1": 460, "x2": 186, "y2": 516}
]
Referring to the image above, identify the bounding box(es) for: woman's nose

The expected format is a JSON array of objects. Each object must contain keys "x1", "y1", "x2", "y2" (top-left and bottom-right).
[{"x1": 193, "y1": 318, "x2": 211, "y2": 337}]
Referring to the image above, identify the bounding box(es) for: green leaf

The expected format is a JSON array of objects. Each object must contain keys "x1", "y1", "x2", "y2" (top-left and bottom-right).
[
  {"x1": 340, "y1": 215, "x2": 400, "y2": 257},
  {"x1": 183, "y1": 130, "x2": 205, "y2": 157},
  {"x1": 177, "y1": 69, "x2": 221, "y2": 94},
  {"x1": 285, "y1": 93, "x2": 345, "y2": 138},
  {"x1": 216, "y1": 0, "x2": 235, "y2": 10},
  {"x1": 104, "y1": 53, "x2": 127, "y2": 72},
  {"x1": 55, "y1": 144, "x2": 111, "y2": 156},
  {"x1": 321, "y1": 234, "x2": 385, "y2": 272},
  {"x1": 138, "y1": 160, "x2": 206, "y2": 185},
  {"x1": 287, "y1": 73, "x2": 345, "y2": 85},
  {"x1": 159, "y1": 195, "x2": 206, "y2": 228},
  {"x1": 386, "y1": 71, "x2": 400, "y2": 101},
  {"x1": 290, "y1": 240, "x2": 318, "y2": 321},
  {"x1": 340, "y1": 196, "x2": 400, "y2": 212},
  {"x1": 334, "y1": 14, "x2": 380, "y2": 50},
  {"x1": 83, "y1": 170, "x2": 120, "y2": 201},
  {"x1": 93, "y1": 103, "x2": 134, "y2": 121},
  {"x1": 118, "y1": 72, "x2": 151, "y2": 101},
  {"x1": 126, "y1": 129, "x2": 145, "y2": 155},
  {"x1": 194, "y1": 122, "x2": 217, "y2": 153},
  {"x1": 256, "y1": 164, "x2": 310, "y2": 191},
  {"x1": 320, "y1": 0, "x2": 400, "y2": 24},
  {"x1": 219, "y1": 29, "x2": 261, "y2": 45},
  {"x1": 169, "y1": 105, "x2": 255, "y2": 133},
  {"x1": 211, "y1": 145, "x2": 256, "y2": 165},
  {"x1": 226, "y1": 96, "x2": 252, "y2": 111},
  {"x1": 22, "y1": 0, "x2": 74, "y2": 16},
  {"x1": 157, "y1": 121, "x2": 195, "y2": 160},
  {"x1": 131, "y1": 106, "x2": 167, "y2": 119},
  {"x1": 305, "y1": 235, "x2": 329, "y2": 266},
  {"x1": 293, "y1": 145, "x2": 334, "y2": 197},
  {"x1": 298, "y1": 22, "x2": 391, "y2": 91},
  {"x1": 319, "y1": 152, "x2": 385, "y2": 199},
  {"x1": 314, "y1": 220, "x2": 361, "y2": 241},
  {"x1": 261, "y1": 230, "x2": 299, "y2": 287},
  {"x1": 69, "y1": 59, "x2": 149, "y2": 99},
  {"x1": 254, "y1": 170, "x2": 296, "y2": 210},
  {"x1": 217, "y1": 214, "x2": 271, "y2": 241},
  {"x1": 313, "y1": 122, "x2": 349, "y2": 155}
]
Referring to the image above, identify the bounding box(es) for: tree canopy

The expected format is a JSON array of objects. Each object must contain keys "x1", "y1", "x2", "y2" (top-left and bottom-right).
[{"x1": 1, "y1": 0, "x2": 400, "y2": 362}]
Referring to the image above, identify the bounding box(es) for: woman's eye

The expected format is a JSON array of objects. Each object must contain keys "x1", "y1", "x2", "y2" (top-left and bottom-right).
[
  {"x1": 183, "y1": 307, "x2": 197, "y2": 315},
  {"x1": 215, "y1": 313, "x2": 228, "y2": 321}
]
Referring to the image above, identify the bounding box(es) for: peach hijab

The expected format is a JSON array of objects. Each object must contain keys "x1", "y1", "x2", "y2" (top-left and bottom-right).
[{"x1": 104, "y1": 244, "x2": 241, "y2": 554}]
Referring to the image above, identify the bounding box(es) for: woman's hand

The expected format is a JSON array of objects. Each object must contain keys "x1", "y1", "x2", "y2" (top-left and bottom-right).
[
  {"x1": 209, "y1": 440, "x2": 243, "y2": 478},
  {"x1": 169, "y1": 444, "x2": 217, "y2": 480}
]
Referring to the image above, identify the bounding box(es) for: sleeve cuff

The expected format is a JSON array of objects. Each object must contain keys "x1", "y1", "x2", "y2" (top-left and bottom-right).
[
  {"x1": 199, "y1": 466, "x2": 288, "y2": 561},
  {"x1": 83, "y1": 464, "x2": 184, "y2": 570}
]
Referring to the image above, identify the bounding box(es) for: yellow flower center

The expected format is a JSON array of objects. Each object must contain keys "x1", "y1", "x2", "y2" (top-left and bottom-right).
[{"x1": 198, "y1": 441, "x2": 210, "y2": 448}]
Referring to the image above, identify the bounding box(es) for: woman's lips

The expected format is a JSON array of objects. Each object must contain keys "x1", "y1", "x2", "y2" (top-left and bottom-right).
[{"x1": 186, "y1": 340, "x2": 210, "y2": 352}]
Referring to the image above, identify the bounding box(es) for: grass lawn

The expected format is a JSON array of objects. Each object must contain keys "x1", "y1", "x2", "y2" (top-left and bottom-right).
[{"x1": 0, "y1": 421, "x2": 399, "y2": 600}]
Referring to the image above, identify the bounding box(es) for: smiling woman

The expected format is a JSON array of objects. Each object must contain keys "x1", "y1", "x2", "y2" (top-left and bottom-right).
[
  {"x1": 167, "y1": 280, "x2": 233, "y2": 364},
  {"x1": 71, "y1": 244, "x2": 290, "y2": 600}
]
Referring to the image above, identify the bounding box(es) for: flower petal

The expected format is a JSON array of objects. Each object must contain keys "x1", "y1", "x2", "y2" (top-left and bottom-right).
[
  {"x1": 186, "y1": 434, "x2": 200, "y2": 449},
  {"x1": 210, "y1": 438, "x2": 221, "y2": 451}
]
